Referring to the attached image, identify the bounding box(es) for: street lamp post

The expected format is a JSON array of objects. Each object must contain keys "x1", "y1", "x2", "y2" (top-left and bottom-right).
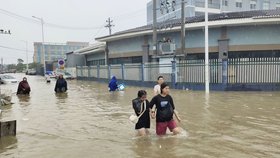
[
  {"x1": 32, "y1": 16, "x2": 46, "y2": 75},
  {"x1": 21, "y1": 40, "x2": 29, "y2": 71}
]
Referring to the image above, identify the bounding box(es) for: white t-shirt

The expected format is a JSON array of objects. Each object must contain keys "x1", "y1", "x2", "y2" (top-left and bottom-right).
[{"x1": 153, "y1": 84, "x2": 161, "y2": 95}]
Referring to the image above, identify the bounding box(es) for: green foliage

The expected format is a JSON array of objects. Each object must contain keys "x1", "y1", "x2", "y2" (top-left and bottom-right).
[{"x1": 17, "y1": 58, "x2": 24, "y2": 64}]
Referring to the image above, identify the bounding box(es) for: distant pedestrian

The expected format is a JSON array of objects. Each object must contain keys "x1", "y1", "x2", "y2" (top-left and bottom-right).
[
  {"x1": 54, "y1": 74, "x2": 67, "y2": 93},
  {"x1": 108, "y1": 76, "x2": 118, "y2": 91},
  {"x1": 46, "y1": 75, "x2": 51, "y2": 83},
  {"x1": 154, "y1": 76, "x2": 164, "y2": 96},
  {"x1": 132, "y1": 90, "x2": 150, "y2": 136},
  {"x1": 17, "y1": 77, "x2": 31, "y2": 95},
  {"x1": 149, "y1": 82, "x2": 181, "y2": 136}
]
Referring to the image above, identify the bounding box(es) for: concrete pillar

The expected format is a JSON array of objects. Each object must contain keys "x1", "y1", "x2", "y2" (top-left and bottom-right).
[
  {"x1": 97, "y1": 65, "x2": 100, "y2": 78},
  {"x1": 88, "y1": 66, "x2": 90, "y2": 78},
  {"x1": 222, "y1": 60, "x2": 228, "y2": 85},
  {"x1": 171, "y1": 60, "x2": 177, "y2": 88},
  {"x1": 218, "y1": 38, "x2": 229, "y2": 85},
  {"x1": 105, "y1": 42, "x2": 109, "y2": 65},
  {"x1": 141, "y1": 63, "x2": 145, "y2": 82},
  {"x1": 121, "y1": 64, "x2": 125, "y2": 80},
  {"x1": 142, "y1": 44, "x2": 150, "y2": 63},
  {"x1": 108, "y1": 65, "x2": 111, "y2": 80}
]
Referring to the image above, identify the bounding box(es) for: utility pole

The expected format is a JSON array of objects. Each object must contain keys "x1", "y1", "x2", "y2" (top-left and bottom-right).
[
  {"x1": 152, "y1": 0, "x2": 157, "y2": 55},
  {"x1": 205, "y1": 0, "x2": 210, "y2": 93},
  {"x1": 21, "y1": 40, "x2": 29, "y2": 71},
  {"x1": 181, "y1": 0, "x2": 186, "y2": 54},
  {"x1": 0, "y1": 29, "x2": 11, "y2": 35},
  {"x1": 105, "y1": 17, "x2": 114, "y2": 35},
  {"x1": 1, "y1": 58, "x2": 3, "y2": 73},
  {"x1": 0, "y1": 29, "x2": 11, "y2": 74},
  {"x1": 32, "y1": 16, "x2": 46, "y2": 75}
]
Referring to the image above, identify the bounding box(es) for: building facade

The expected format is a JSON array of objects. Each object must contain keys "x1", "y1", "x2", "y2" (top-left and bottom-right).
[
  {"x1": 97, "y1": 10, "x2": 280, "y2": 66},
  {"x1": 33, "y1": 41, "x2": 89, "y2": 65},
  {"x1": 147, "y1": 0, "x2": 280, "y2": 24},
  {"x1": 74, "y1": 10, "x2": 280, "y2": 91}
]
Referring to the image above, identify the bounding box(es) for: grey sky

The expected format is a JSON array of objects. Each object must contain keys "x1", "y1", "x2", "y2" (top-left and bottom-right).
[{"x1": 0, "y1": 0, "x2": 150, "y2": 64}]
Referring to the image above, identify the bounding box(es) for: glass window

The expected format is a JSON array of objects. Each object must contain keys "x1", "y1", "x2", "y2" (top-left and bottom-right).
[
  {"x1": 223, "y1": 0, "x2": 228, "y2": 6},
  {"x1": 263, "y1": 0, "x2": 270, "y2": 10},
  {"x1": 236, "y1": 0, "x2": 242, "y2": 8},
  {"x1": 277, "y1": 3, "x2": 280, "y2": 9},
  {"x1": 250, "y1": 0, "x2": 256, "y2": 9}
]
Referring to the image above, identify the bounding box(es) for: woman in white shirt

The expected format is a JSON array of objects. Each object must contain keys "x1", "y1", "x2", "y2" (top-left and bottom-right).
[{"x1": 153, "y1": 76, "x2": 164, "y2": 96}]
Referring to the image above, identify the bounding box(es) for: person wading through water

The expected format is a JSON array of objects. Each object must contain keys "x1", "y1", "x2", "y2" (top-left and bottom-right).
[
  {"x1": 149, "y1": 82, "x2": 181, "y2": 136},
  {"x1": 17, "y1": 77, "x2": 31, "y2": 95},
  {"x1": 132, "y1": 90, "x2": 150, "y2": 136},
  {"x1": 54, "y1": 74, "x2": 68, "y2": 93}
]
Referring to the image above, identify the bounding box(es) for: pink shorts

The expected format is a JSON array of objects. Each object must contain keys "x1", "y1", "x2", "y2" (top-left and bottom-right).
[{"x1": 156, "y1": 120, "x2": 177, "y2": 135}]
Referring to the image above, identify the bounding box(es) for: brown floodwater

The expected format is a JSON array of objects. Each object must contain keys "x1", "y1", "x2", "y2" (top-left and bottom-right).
[{"x1": 0, "y1": 74, "x2": 280, "y2": 158}]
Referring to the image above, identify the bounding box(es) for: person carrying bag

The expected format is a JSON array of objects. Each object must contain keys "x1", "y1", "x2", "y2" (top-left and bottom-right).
[{"x1": 130, "y1": 90, "x2": 150, "y2": 136}]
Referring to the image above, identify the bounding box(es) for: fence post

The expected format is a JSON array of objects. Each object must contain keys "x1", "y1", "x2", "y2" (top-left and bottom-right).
[
  {"x1": 97, "y1": 64, "x2": 100, "y2": 79},
  {"x1": 81, "y1": 66, "x2": 83, "y2": 79},
  {"x1": 222, "y1": 59, "x2": 228, "y2": 85},
  {"x1": 88, "y1": 66, "x2": 90, "y2": 78},
  {"x1": 121, "y1": 64, "x2": 125, "y2": 80},
  {"x1": 171, "y1": 60, "x2": 177, "y2": 88},
  {"x1": 141, "y1": 63, "x2": 145, "y2": 82},
  {"x1": 108, "y1": 65, "x2": 111, "y2": 80},
  {"x1": 76, "y1": 66, "x2": 79, "y2": 78}
]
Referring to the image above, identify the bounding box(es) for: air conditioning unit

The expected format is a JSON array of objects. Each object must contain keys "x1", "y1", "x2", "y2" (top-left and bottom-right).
[{"x1": 159, "y1": 43, "x2": 176, "y2": 55}]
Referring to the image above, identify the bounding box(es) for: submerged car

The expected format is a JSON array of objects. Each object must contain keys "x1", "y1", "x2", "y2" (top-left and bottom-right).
[{"x1": 0, "y1": 74, "x2": 18, "y2": 84}]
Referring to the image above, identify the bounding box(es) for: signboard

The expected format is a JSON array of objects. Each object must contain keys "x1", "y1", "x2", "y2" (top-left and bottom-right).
[{"x1": 58, "y1": 59, "x2": 65, "y2": 69}]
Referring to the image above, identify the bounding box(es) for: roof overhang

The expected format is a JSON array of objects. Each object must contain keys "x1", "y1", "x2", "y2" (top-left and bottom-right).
[
  {"x1": 96, "y1": 17, "x2": 280, "y2": 42},
  {"x1": 74, "y1": 42, "x2": 105, "y2": 55}
]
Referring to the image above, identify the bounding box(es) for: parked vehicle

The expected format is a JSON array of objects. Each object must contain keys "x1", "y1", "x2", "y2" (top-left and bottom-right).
[
  {"x1": 26, "y1": 69, "x2": 36, "y2": 75},
  {"x1": 0, "y1": 74, "x2": 18, "y2": 84},
  {"x1": 45, "y1": 71, "x2": 56, "y2": 78},
  {"x1": 55, "y1": 72, "x2": 74, "y2": 80}
]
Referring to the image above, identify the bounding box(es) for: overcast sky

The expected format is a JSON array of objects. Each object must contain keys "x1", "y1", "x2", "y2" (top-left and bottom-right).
[{"x1": 0, "y1": 0, "x2": 150, "y2": 64}]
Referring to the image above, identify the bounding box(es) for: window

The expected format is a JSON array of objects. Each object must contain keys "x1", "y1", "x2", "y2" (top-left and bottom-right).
[
  {"x1": 250, "y1": 0, "x2": 257, "y2": 10},
  {"x1": 236, "y1": 0, "x2": 242, "y2": 8},
  {"x1": 87, "y1": 59, "x2": 105, "y2": 66},
  {"x1": 209, "y1": 0, "x2": 213, "y2": 4},
  {"x1": 277, "y1": 3, "x2": 280, "y2": 9},
  {"x1": 223, "y1": 0, "x2": 228, "y2": 6},
  {"x1": 263, "y1": 0, "x2": 270, "y2": 10}
]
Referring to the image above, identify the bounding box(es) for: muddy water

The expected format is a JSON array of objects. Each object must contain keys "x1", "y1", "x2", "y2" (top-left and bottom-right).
[{"x1": 0, "y1": 74, "x2": 280, "y2": 158}]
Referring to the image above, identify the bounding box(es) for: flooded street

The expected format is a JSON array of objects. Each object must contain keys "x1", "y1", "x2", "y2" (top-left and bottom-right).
[{"x1": 0, "y1": 74, "x2": 280, "y2": 158}]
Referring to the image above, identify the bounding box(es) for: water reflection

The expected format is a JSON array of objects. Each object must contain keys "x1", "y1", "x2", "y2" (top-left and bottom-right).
[
  {"x1": 0, "y1": 136, "x2": 17, "y2": 153},
  {"x1": 55, "y1": 92, "x2": 68, "y2": 99},
  {"x1": 17, "y1": 95, "x2": 30, "y2": 105}
]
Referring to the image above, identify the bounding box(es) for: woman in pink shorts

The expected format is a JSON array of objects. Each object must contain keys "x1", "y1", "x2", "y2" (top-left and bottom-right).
[{"x1": 149, "y1": 82, "x2": 181, "y2": 135}]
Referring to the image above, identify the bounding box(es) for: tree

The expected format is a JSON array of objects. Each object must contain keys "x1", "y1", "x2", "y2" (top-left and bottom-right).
[
  {"x1": 17, "y1": 58, "x2": 24, "y2": 64},
  {"x1": 16, "y1": 58, "x2": 25, "y2": 72},
  {"x1": 7, "y1": 64, "x2": 16, "y2": 70},
  {"x1": 29, "y1": 62, "x2": 42, "y2": 69}
]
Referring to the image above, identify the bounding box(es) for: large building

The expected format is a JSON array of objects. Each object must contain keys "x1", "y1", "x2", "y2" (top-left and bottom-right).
[
  {"x1": 33, "y1": 41, "x2": 89, "y2": 64},
  {"x1": 33, "y1": 41, "x2": 89, "y2": 71},
  {"x1": 94, "y1": 10, "x2": 280, "y2": 64},
  {"x1": 147, "y1": 0, "x2": 280, "y2": 24}
]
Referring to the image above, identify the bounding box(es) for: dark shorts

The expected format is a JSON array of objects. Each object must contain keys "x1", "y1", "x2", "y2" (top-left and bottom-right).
[
  {"x1": 135, "y1": 115, "x2": 150, "y2": 130},
  {"x1": 156, "y1": 119, "x2": 177, "y2": 135}
]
